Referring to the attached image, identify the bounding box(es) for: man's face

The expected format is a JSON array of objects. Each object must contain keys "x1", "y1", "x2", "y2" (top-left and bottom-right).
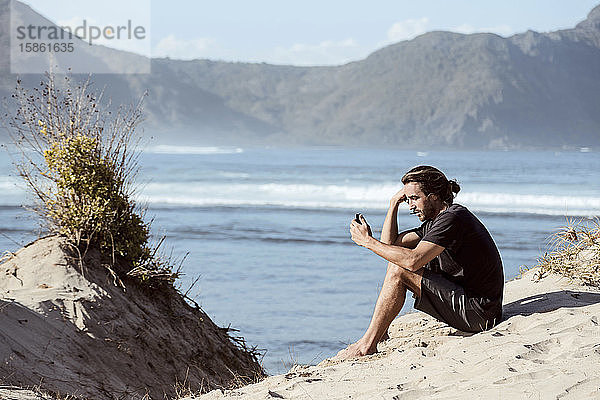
[{"x1": 404, "y1": 182, "x2": 436, "y2": 221}]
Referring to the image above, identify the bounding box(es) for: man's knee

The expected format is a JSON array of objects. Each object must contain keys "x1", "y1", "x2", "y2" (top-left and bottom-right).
[
  {"x1": 386, "y1": 262, "x2": 422, "y2": 295},
  {"x1": 386, "y1": 261, "x2": 404, "y2": 279},
  {"x1": 386, "y1": 262, "x2": 414, "y2": 282}
]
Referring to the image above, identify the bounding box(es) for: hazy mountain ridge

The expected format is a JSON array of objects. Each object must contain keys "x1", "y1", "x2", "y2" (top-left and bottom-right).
[{"x1": 2, "y1": 1, "x2": 600, "y2": 148}]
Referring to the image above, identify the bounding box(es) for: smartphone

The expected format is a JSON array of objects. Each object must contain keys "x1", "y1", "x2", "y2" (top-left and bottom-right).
[{"x1": 355, "y1": 213, "x2": 362, "y2": 224}]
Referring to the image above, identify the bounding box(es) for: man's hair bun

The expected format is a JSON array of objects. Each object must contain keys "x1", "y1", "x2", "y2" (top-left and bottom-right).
[{"x1": 448, "y1": 179, "x2": 461, "y2": 195}]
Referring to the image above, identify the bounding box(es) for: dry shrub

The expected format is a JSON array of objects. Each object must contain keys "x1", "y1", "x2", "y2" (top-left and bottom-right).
[
  {"x1": 5, "y1": 73, "x2": 177, "y2": 284},
  {"x1": 535, "y1": 217, "x2": 600, "y2": 286}
]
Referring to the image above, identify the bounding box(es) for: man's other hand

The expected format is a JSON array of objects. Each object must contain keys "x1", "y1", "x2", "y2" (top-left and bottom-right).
[
  {"x1": 390, "y1": 188, "x2": 407, "y2": 208},
  {"x1": 350, "y1": 214, "x2": 372, "y2": 247}
]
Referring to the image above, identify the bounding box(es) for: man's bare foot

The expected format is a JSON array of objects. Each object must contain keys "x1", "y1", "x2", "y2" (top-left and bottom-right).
[{"x1": 331, "y1": 340, "x2": 376, "y2": 361}]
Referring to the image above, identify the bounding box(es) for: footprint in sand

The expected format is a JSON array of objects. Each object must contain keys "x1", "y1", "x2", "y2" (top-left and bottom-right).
[{"x1": 493, "y1": 369, "x2": 557, "y2": 385}]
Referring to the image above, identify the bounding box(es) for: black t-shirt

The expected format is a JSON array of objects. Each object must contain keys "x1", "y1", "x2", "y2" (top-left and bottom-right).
[{"x1": 413, "y1": 204, "x2": 504, "y2": 304}]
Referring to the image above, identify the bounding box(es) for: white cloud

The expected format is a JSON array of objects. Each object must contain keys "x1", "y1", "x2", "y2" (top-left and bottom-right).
[
  {"x1": 152, "y1": 35, "x2": 217, "y2": 60},
  {"x1": 386, "y1": 17, "x2": 429, "y2": 43},
  {"x1": 268, "y1": 38, "x2": 364, "y2": 66},
  {"x1": 451, "y1": 24, "x2": 514, "y2": 37}
]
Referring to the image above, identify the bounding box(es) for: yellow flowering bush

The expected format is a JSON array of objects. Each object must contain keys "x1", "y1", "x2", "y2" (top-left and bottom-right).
[
  {"x1": 7, "y1": 73, "x2": 176, "y2": 283},
  {"x1": 42, "y1": 133, "x2": 150, "y2": 264}
]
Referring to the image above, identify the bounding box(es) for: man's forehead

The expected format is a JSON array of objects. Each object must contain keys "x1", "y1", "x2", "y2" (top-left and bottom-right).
[{"x1": 403, "y1": 182, "x2": 424, "y2": 196}]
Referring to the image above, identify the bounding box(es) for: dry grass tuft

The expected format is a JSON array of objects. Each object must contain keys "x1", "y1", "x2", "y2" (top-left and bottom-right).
[{"x1": 535, "y1": 217, "x2": 600, "y2": 286}]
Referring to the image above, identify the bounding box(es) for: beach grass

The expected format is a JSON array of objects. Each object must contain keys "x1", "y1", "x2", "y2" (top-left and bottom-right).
[{"x1": 535, "y1": 217, "x2": 600, "y2": 286}]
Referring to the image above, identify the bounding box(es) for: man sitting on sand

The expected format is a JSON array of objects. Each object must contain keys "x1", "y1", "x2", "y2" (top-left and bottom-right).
[{"x1": 334, "y1": 165, "x2": 504, "y2": 360}]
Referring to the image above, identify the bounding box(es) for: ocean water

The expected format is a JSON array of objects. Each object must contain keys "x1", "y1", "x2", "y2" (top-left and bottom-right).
[{"x1": 1, "y1": 146, "x2": 599, "y2": 374}]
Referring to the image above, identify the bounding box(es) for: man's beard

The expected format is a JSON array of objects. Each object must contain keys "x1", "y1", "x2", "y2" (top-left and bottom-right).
[{"x1": 419, "y1": 199, "x2": 437, "y2": 221}]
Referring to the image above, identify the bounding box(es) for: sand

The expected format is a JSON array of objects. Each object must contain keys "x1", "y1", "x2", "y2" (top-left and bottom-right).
[
  {"x1": 195, "y1": 268, "x2": 600, "y2": 400},
  {"x1": 1, "y1": 236, "x2": 599, "y2": 399},
  {"x1": 0, "y1": 236, "x2": 263, "y2": 399}
]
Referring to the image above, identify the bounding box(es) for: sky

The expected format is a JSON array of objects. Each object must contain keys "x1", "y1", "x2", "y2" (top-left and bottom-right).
[{"x1": 18, "y1": 0, "x2": 600, "y2": 66}]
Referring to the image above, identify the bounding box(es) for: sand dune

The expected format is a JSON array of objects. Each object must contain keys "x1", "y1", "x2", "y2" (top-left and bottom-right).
[
  {"x1": 0, "y1": 236, "x2": 263, "y2": 399},
  {"x1": 196, "y1": 268, "x2": 600, "y2": 400}
]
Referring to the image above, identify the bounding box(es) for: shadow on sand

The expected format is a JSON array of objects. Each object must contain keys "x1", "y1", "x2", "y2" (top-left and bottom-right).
[
  {"x1": 445, "y1": 289, "x2": 600, "y2": 337},
  {"x1": 502, "y1": 289, "x2": 600, "y2": 319}
]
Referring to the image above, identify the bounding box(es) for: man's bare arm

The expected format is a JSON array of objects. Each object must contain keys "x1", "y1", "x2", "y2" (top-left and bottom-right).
[
  {"x1": 380, "y1": 189, "x2": 407, "y2": 245},
  {"x1": 351, "y1": 216, "x2": 441, "y2": 271},
  {"x1": 366, "y1": 238, "x2": 443, "y2": 271},
  {"x1": 393, "y1": 230, "x2": 421, "y2": 249}
]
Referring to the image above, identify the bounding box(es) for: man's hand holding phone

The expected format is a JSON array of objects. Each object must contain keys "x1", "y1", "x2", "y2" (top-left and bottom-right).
[{"x1": 351, "y1": 213, "x2": 373, "y2": 246}]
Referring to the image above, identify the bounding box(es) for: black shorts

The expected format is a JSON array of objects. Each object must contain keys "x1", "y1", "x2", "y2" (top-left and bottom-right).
[{"x1": 414, "y1": 269, "x2": 502, "y2": 333}]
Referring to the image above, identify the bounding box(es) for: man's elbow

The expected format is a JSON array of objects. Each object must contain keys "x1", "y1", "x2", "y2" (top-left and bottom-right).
[{"x1": 407, "y1": 252, "x2": 434, "y2": 272}]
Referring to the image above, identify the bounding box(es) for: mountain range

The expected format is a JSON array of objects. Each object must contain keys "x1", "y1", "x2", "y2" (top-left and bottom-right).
[{"x1": 1, "y1": 1, "x2": 600, "y2": 149}]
